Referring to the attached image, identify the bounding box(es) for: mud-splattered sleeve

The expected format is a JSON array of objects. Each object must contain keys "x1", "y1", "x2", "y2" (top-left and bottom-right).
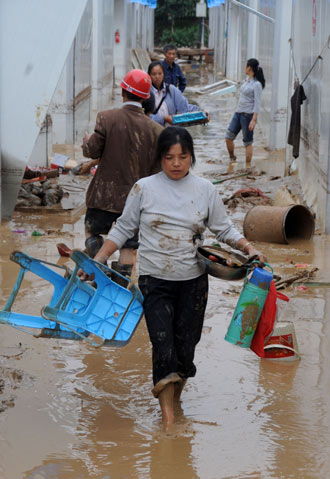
[
  {"x1": 107, "y1": 182, "x2": 143, "y2": 248},
  {"x1": 84, "y1": 112, "x2": 106, "y2": 159},
  {"x1": 207, "y1": 186, "x2": 244, "y2": 247}
]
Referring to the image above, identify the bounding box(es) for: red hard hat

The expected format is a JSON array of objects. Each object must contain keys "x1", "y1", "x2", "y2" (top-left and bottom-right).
[{"x1": 120, "y1": 69, "x2": 151, "y2": 99}]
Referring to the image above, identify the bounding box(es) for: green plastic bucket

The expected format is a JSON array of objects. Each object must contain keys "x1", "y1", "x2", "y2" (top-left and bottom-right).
[{"x1": 225, "y1": 275, "x2": 269, "y2": 348}]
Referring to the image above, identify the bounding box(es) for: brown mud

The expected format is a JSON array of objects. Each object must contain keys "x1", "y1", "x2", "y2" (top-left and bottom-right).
[{"x1": 1, "y1": 65, "x2": 330, "y2": 479}]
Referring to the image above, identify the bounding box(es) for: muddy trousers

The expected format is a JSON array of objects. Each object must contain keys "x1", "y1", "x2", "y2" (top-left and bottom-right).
[{"x1": 138, "y1": 274, "x2": 209, "y2": 388}]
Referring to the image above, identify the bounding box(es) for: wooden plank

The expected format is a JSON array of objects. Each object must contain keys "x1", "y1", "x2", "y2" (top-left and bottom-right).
[
  {"x1": 177, "y1": 48, "x2": 214, "y2": 61},
  {"x1": 131, "y1": 51, "x2": 140, "y2": 70},
  {"x1": 132, "y1": 49, "x2": 151, "y2": 71}
]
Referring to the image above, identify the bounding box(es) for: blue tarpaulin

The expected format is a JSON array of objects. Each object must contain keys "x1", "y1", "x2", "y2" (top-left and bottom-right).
[
  {"x1": 129, "y1": 0, "x2": 157, "y2": 7},
  {"x1": 207, "y1": 0, "x2": 225, "y2": 7}
]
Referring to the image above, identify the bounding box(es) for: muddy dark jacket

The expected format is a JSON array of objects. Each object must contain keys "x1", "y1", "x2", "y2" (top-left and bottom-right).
[
  {"x1": 84, "y1": 104, "x2": 162, "y2": 213},
  {"x1": 287, "y1": 84, "x2": 307, "y2": 159},
  {"x1": 161, "y1": 60, "x2": 187, "y2": 92}
]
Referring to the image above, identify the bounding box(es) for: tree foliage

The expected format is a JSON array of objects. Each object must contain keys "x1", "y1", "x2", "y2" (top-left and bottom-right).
[{"x1": 155, "y1": 0, "x2": 205, "y2": 48}]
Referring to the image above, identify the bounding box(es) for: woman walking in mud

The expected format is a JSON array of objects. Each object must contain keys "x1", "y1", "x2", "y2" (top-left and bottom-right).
[
  {"x1": 83, "y1": 126, "x2": 265, "y2": 429},
  {"x1": 225, "y1": 58, "x2": 266, "y2": 167}
]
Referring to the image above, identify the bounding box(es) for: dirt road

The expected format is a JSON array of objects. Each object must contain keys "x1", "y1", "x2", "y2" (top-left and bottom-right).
[{"x1": 1, "y1": 66, "x2": 330, "y2": 479}]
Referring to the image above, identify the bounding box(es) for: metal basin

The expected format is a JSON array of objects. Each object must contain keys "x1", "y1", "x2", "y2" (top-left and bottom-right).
[{"x1": 197, "y1": 245, "x2": 249, "y2": 281}]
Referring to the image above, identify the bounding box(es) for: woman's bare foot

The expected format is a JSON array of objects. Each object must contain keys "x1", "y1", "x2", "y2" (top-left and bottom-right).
[{"x1": 158, "y1": 383, "x2": 175, "y2": 429}]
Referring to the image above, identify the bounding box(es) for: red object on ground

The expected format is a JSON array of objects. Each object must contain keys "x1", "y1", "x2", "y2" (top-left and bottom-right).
[
  {"x1": 56, "y1": 243, "x2": 72, "y2": 257},
  {"x1": 250, "y1": 282, "x2": 289, "y2": 358},
  {"x1": 24, "y1": 166, "x2": 58, "y2": 180},
  {"x1": 296, "y1": 285, "x2": 307, "y2": 291},
  {"x1": 22, "y1": 175, "x2": 47, "y2": 184},
  {"x1": 263, "y1": 332, "x2": 297, "y2": 359},
  {"x1": 232, "y1": 187, "x2": 268, "y2": 199}
]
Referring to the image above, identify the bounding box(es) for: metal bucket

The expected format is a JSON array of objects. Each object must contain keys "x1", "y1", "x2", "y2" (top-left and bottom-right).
[
  {"x1": 197, "y1": 245, "x2": 248, "y2": 281},
  {"x1": 243, "y1": 205, "x2": 315, "y2": 244},
  {"x1": 263, "y1": 321, "x2": 300, "y2": 361}
]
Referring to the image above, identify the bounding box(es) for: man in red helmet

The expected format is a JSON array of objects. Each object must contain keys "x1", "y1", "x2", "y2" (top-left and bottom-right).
[{"x1": 82, "y1": 69, "x2": 162, "y2": 283}]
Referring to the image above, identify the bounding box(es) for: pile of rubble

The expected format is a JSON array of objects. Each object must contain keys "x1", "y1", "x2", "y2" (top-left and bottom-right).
[{"x1": 16, "y1": 180, "x2": 65, "y2": 208}]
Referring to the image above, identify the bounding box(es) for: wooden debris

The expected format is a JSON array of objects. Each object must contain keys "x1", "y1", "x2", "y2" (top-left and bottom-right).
[
  {"x1": 132, "y1": 49, "x2": 151, "y2": 71},
  {"x1": 274, "y1": 268, "x2": 318, "y2": 290}
]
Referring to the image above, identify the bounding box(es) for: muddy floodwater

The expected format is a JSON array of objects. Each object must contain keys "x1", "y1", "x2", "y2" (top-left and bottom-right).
[{"x1": 1, "y1": 65, "x2": 330, "y2": 479}]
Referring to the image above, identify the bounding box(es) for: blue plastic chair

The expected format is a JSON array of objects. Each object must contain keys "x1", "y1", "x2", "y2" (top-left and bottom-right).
[
  {"x1": 0, "y1": 251, "x2": 93, "y2": 340},
  {"x1": 0, "y1": 250, "x2": 144, "y2": 348},
  {"x1": 42, "y1": 250, "x2": 144, "y2": 347}
]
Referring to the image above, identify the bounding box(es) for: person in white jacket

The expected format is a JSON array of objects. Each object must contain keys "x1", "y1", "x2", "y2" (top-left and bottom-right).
[{"x1": 81, "y1": 126, "x2": 265, "y2": 430}]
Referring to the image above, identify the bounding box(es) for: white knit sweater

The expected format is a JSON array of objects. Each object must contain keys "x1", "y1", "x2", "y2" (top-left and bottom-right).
[{"x1": 108, "y1": 171, "x2": 244, "y2": 280}]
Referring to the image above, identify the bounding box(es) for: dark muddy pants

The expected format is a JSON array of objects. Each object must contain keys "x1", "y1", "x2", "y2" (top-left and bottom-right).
[
  {"x1": 84, "y1": 208, "x2": 138, "y2": 249},
  {"x1": 138, "y1": 274, "x2": 209, "y2": 388}
]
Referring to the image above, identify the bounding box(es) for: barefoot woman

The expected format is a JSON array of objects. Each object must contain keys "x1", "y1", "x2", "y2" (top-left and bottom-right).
[
  {"x1": 89, "y1": 127, "x2": 265, "y2": 428},
  {"x1": 225, "y1": 58, "x2": 265, "y2": 167}
]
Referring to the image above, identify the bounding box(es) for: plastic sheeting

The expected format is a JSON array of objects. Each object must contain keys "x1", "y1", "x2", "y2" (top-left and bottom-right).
[
  {"x1": 129, "y1": 0, "x2": 157, "y2": 8},
  {"x1": 207, "y1": 0, "x2": 225, "y2": 7}
]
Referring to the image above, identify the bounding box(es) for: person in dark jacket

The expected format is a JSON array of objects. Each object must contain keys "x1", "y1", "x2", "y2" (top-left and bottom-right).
[
  {"x1": 161, "y1": 44, "x2": 187, "y2": 93},
  {"x1": 79, "y1": 92, "x2": 157, "y2": 176},
  {"x1": 81, "y1": 70, "x2": 162, "y2": 280}
]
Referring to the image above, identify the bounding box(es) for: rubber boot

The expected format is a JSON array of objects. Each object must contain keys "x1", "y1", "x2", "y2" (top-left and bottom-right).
[
  {"x1": 85, "y1": 235, "x2": 104, "y2": 258},
  {"x1": 111, "y1": 261, "x2": 133, "y2": 288}
]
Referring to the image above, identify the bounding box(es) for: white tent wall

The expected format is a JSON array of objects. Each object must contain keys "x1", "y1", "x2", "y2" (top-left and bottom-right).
[
  {"x1": 144, "y1": 6, "x2": 155, "y2": 51},
  {"x1": 131, "y1": 3, "x2": 154, "y2": 55},
  {"x1": 289, "y1": 0, "x2": 330, "y2": 232},
  {"x1": 114, "y1": 0, "x2": 132, "y2": 79},
  {"x1": 0, "y1": 0, "x2": 89, "y2": 220},
  {"x1": 31, "y1": 0, "x2": 115, "y2": 165},
  {"x1": 209, "y1": 4, "x2": 227, "y2": 77},
  {"x1": 114, "y1": 1, "x2": 154, "y2": 80}
]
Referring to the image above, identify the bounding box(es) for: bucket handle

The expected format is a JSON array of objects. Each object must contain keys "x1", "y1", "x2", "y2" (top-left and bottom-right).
[
  {"x1": 249, "y1": 260, "x2": 273, "y2": 273},
  {"x1": 264, "y1": 344, "x2": 300, "y2": 358}
]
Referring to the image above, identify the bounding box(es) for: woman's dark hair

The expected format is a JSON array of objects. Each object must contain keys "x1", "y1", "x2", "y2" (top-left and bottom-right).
[
  {"x1": 155, "y1": 126, "x2": 196, "y2": 166},
  {"x1": 123, "y1": 90, "x2": 143, "y2": 102},
  {"x1": 247, "y1": 58, "x2": 266, "y2": 89},
  {"x1": 141, "y1": 91, "x2": 155, "y2": 115},
  {"x1": 147, "y1": 61, "x2": 170, "y2": 94}
]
